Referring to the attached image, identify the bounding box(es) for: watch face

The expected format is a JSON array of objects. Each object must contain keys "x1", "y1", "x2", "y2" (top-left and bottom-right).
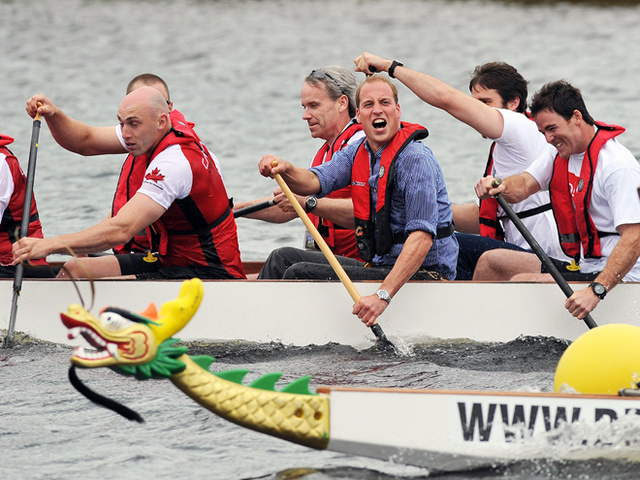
[
  {"x1": 376, "y1": 289, "x2": 390, "y2": 303},
  {"x1": 591, "y1": 282, "x2": 606, "y2": 298},
  {"x1": 306, "y1": 197, "x2": 317, "y2": 210}
]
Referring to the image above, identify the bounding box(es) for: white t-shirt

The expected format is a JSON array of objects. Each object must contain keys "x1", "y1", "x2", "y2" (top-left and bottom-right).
[
  {"x1": 135, "y1": 144, "x2": 194, "y2": 210},
  {"x1": 527, "y1": 135, "x2": 640, "y2": 280},
  {"x1": 115, "y1": 124, "x2": 223, "y2": 178},
  {"x1": 0, "y1": 155, "x2": 15, "y2": 220},
  {"x1": 492, "y1": 109, "x2": 569, "y2": 261}
]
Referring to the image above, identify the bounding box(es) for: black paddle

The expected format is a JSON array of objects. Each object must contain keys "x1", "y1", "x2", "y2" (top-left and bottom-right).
[
  {"x1": 233, "y1": 198, "x2": 276, "y2": 218},
  {"x1": 3, "y1": 110, "x2": 42, "y2": 348},
  {"x1": 492, "y1": 178, "x2": 597, "y2": 329}
]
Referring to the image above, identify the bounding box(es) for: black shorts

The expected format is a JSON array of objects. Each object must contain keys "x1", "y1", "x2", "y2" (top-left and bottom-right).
[
  {"x1": 115, "y1": 253, "x2": 238, "y2": 280},
  {"x1": 116, "y1": 253, "x2": 162, "y2": 276},
  {"x1": 0, "y1": 264, "x2": 59, "y2": 278},
  {"x1": 542, "y1": 258, "x2": 600, "y2": 282}
]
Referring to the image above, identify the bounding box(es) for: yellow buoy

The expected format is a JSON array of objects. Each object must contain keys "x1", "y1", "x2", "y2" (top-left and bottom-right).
[{"x1": 554, "y1": 323, "x2": 640, "y2": 394}]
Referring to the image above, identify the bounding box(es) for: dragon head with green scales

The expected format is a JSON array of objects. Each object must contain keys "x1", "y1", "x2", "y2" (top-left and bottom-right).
[
  {"x1": 60, "y1": 278, "x2": 330, "y2": 451},
  {"x1": 60, "y1": 278, "x2": 316, "y2": 395}
]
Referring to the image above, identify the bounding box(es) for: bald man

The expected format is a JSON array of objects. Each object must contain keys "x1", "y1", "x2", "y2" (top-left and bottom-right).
[
  {"x1": 26, "y1": 74, "x2": 218, "y2": 256},
  {"x1": 14, "y1": 87, "x2": 245, "y2": 280}
]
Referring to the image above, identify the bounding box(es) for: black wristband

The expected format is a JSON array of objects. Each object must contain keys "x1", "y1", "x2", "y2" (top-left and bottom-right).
[{"x1": 388, "y1": 60, "x2": 404, "y2": 78}]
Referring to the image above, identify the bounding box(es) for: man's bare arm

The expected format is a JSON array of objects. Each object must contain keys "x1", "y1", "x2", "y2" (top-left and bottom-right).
[
  {"x1": 27, "y1": 94, "x2": 126, "y2": 156},
  {"x1": 354, "y1": 52, "x2": 505, "y2": 139},
  {"x1": 12, "y1": 194, "x2": 164, "y2": 261}
]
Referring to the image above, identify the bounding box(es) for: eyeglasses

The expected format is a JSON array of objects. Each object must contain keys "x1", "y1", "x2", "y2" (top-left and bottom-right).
[
  {"x1": 310, "y1": 69, "x2": 346, "y2": 97},
  {"x1": 166, "y1": 100, "x2": 171, "y2": 106}
]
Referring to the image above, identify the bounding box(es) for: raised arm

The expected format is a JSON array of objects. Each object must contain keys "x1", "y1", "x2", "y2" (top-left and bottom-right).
[
  {"x1": 26, "y1": 94, "x2": 126, "y2": 156},
  {"x1": 354, "y1": 52, "x2": 505, "y2": 140}
]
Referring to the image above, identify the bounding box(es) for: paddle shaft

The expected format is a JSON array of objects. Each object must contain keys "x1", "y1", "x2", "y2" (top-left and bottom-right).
[
  {"x1": 272, "y1": 172, "x2": 393, "y2": 346},
  {"x1": 4, "y1": 112, "x2": 42, "y2": 347},
  {"x1": 492, "y1": 179, "x2": 597, "y2": 329},
  {"x1": 233, "y1": 198, "x2": 276, "y2": 218}
]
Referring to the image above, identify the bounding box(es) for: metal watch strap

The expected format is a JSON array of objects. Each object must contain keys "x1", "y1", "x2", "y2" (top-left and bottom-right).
[{"x1": 375, "y1": 289, "x2": 391, "y2": 304}]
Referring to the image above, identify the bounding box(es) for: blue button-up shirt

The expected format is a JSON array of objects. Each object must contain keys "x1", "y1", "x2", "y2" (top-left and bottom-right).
[{"x1": 310, "y1": 136, "x2": 458, "y2": 279}]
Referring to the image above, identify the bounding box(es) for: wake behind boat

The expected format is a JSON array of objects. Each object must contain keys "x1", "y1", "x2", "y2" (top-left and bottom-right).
[{"x1": 2, "y1": 269, "x2": 640, "y2": 348}]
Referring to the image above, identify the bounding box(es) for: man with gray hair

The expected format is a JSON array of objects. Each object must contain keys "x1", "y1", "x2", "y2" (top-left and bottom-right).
[{"x1": 235, "y1": 65, "x2": 365, "y2": 259}]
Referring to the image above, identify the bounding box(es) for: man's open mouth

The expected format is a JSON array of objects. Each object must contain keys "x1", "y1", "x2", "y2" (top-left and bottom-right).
[{"x1": 372, "y1": 118, "x2": 387, "y2": 130}]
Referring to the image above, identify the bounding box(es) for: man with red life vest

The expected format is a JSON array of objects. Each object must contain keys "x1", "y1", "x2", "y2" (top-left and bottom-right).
[
  {"x1": 13, "y1": 87, "x2": 245, "y2": 280},
  {"x1": 1, "y1": 133, "x2": 55, "y2": 278},
  {"x1": 234, "y1": 66, "x2": 365, "y2": 260},
  {"x1": 25, "y1": 74, "x2": 205, "y2": 260},
  {"x1": 354, "y1": 53, "x2": 571, "y2": 280},
  {"x1": 258, "y1": 75, "x2": 458, "y2": 327},
  {"x1": 476, "y1": 80, "x2": 640, "y2": 320}
]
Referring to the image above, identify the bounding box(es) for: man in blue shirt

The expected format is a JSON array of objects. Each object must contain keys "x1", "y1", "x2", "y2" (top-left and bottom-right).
[{"x1": 258, "y1": 74, "x2": 457, "y2": 326}]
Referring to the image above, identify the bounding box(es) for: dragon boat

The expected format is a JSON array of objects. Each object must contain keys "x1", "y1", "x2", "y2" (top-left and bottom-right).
[
  {"x1": 59, "y1": 279, "x2": 640, "y2": 473},
  {"x1": 2, "y1": 271, "x2": 640, "y2": 348}
]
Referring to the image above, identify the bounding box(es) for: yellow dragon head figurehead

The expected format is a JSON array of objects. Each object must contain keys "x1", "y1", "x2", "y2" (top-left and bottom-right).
[
  {"x1": 60, "y1": 278, "x2": 328, "y2": 447},
  {"x1": 60, "y1": 278, "x2": 203, "y2": 370}
]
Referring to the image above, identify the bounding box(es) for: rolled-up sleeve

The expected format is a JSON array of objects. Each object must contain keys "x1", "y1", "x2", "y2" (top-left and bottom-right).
[{"x1": 310, "y1": 141, "x2": 361, "y2": 197}]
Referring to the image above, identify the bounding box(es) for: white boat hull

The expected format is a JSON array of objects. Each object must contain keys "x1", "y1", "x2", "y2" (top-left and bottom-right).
[
  {"x1": 319, "y1": 386, "x2": 640, "y2": 471},
  {"x1": 49, "y1": 277, "x2": 640, "y2": 472},
  {"x1": 2, "y1": 279, "x2": 640, "y2": 348}
]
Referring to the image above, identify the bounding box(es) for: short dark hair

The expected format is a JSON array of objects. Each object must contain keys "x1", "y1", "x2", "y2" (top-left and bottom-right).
[
  {"x1": 469, "y1": 62, "x2": 528, "y2": 113},
  {"x1": 530, "y1": 80, "x2": 595, "y2": 125},
  {"x1": 126, "y1": 73, "x2": 170, "y2": 101}
]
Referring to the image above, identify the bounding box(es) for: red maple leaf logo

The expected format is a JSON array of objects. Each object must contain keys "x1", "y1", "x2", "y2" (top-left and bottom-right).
[{"x1": 145, "y1": 168, "x2": 165, "y2": 183}]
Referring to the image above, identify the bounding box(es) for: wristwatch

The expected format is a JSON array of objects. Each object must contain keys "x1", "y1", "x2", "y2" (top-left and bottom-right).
[
  {"x1": 388, "y1": 60, "x2": 404, "y2": 78},
  {"x1": 305, "y1": 195, "x2": 318, "y2": 213},
  {"x1": 589, "y1": 281, "x2": 607, "y2": 300},
  {"x1": 375, "y1": 289, "x2": 391, "y2": 305}
]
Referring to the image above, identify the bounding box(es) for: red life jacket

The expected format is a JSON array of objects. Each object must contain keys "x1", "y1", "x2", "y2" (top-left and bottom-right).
[
  {"x1": 112, "y1": 115, "x2": 245, "y2": 278},
  {"x1": 111, "y1": 110, "x2": 211, "y2": 255},
  {"x1": 351, "y1": 122, "x2": 430, "y2": 262},
  {"x1": 478, "y1": 113, "x2": 552, "y2": 240},
  {"x1": 0, "y1": 134, "x2": 47, "y2": 266},
  {"x1": 549, "y1": 122, "x2": 625, "y2": 260},
  {"x1": 309, "y1": 121, "x2": 363, "y2": 260},
  {"x1": 478, "y1": 142, "x2": 504, "y2": 240}
]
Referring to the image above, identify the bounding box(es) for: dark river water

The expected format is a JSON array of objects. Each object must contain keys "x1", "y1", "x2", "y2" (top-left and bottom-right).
[{"x1": 2, "y1": 0, "x2": 640, "y2": 478}]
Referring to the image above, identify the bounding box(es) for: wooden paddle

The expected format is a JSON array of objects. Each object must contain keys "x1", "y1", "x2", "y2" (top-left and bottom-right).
[
  {"x1": 272, "y1": 164, "x2": 395, "y2": 350},
  {"x1": 4, "y1": 109, "x2": 43, "y2": 347},
  {"x1": 492, "y1": 178, "x2": 597, "y2": 329},
  {"x1": 234, "y1": 198, "x2": 276, "y2": 218}
]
